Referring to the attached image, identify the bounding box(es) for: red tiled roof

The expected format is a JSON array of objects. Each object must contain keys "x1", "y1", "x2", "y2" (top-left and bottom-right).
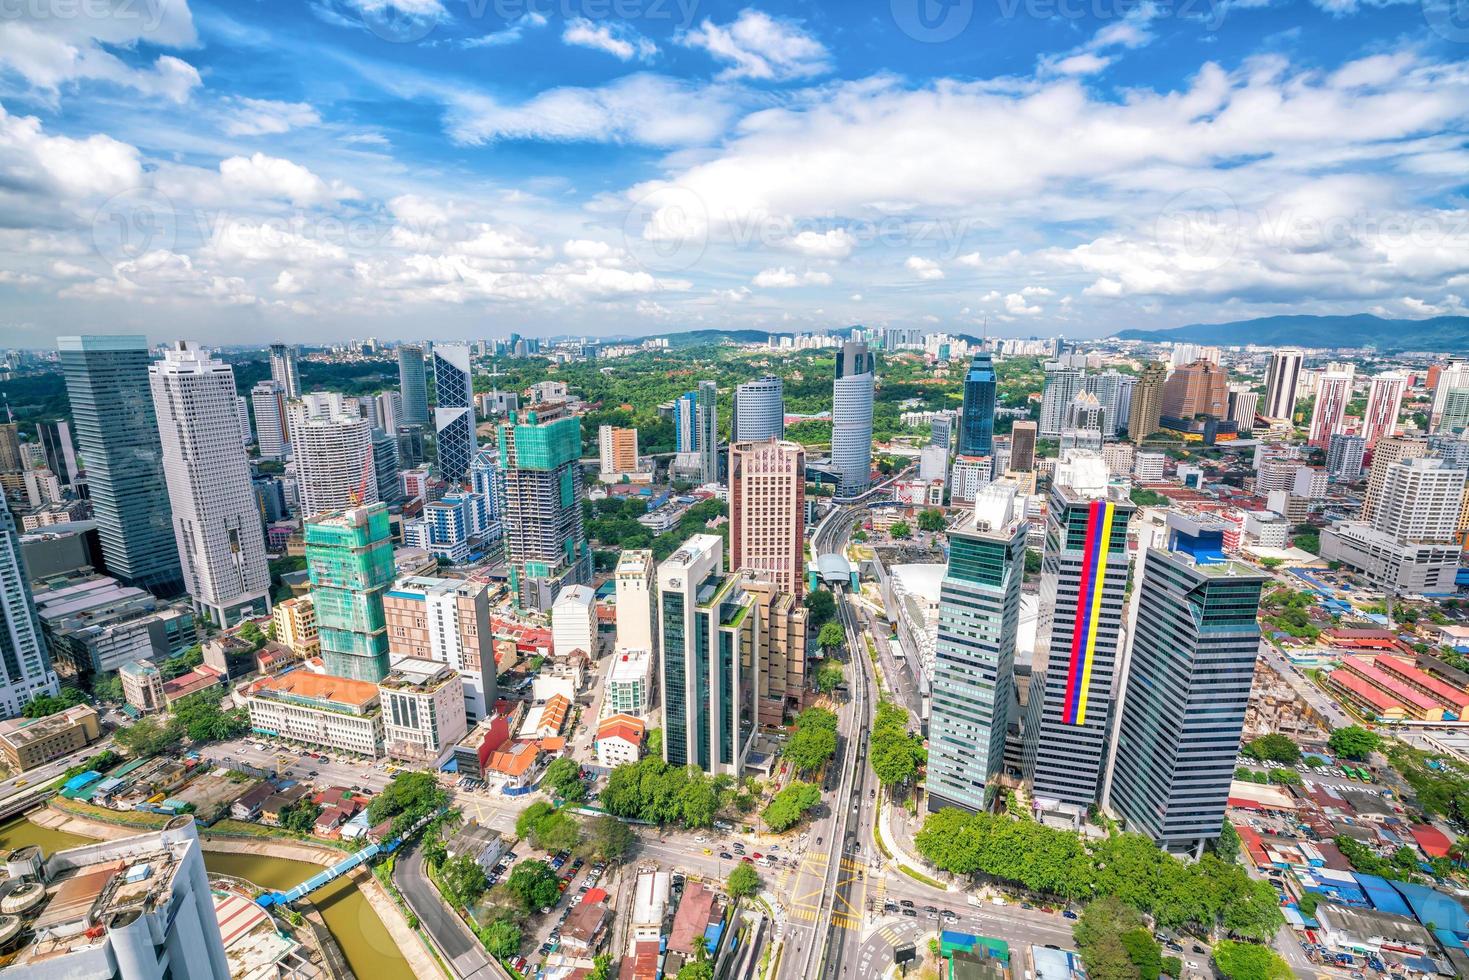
[
  {"x1": 1409, "y1": 823, "x2": 1453, "y2": 858},
  {"x1": 1372, "y1": 658, "x2": 1469, "y2": 712}
]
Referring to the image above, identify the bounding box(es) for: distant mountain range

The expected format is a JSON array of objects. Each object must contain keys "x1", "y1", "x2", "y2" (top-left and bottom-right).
[{"x1": 1114, "y1": 314, "x2": 1469, "y2": 352}]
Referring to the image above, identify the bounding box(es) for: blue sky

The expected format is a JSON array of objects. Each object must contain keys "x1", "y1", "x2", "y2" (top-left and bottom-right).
[{"x1": 1, "y1": 0, "x2": 1466, "y2": 346}]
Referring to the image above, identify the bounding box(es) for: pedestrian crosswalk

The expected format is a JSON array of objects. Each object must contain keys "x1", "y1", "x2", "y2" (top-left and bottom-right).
[{"x1": 786, "y1": 906, "x2": 862, "y2": 930}]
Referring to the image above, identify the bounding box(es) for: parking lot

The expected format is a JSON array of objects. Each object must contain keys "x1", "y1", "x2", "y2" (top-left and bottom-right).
[
  {"x1": 479, "y1": 844, "x2": 610, "y2": 975},
  {"x1": 204, "y1": 736, "x2": 398, "y2": 793}
]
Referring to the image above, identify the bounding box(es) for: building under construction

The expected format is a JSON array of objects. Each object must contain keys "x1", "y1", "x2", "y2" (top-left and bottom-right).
[{"x1": 304, "y1": 503, "x2": 394, "y2": 682}]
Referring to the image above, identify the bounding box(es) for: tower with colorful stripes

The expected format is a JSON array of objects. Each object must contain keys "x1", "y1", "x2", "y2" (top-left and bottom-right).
[{"x1": 1023, "y1": 452, "x2": 1135, "y2": 816}]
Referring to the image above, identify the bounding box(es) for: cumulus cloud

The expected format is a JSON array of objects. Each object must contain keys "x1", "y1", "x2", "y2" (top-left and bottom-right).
[
  {"x1": 905, "y1": 256, "x2": 944, "y2": 280},
  {"x1": 752, "y1": 266, "x2": 831, "y2": 287},
  {"x1": 218, "y1": 153, "x2": 360, "y2": 207},
  {"x1": 562, "y1": 18, "x2": 657, "y2": 62},
  {"x1": 787, "y1": 228, "x2": 857, "y2": 259},
  {"x1": 0, "y1": 104, "x2": 142, "y2": 198},
  {"x1": 678, "y1": 8, "x2": 829, "y2": 81}
]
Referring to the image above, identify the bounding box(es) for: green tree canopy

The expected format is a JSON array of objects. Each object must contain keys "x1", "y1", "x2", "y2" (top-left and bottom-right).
[
  {"x1": 279, "y1": 799, "x2": 321, "y2": 834},
  {"x1": 762, "y1": 782, "x2": 820, "y2": 832},
  {"x1": 542, "y1": 756, "x2": 587, "y2": 801},
  {"x1": 814, "y1": 661, "x2": 846, "y2": 693},
  {"x1": 889, "y1": 520, "x2": 911, "y2": 539},
  {"x1": 727, "y1": 862, "x2": 760, "y2": 899},
  {"x1": 581, "y1": 814, "x2": 635, "y2": 863},
  {"x1": 1211, "y1": 940, "x2": 1293, "y2": 980},
  {"x1": 1328, "y1": 725, "x2": 1381, "y2": 761},
  {"x1": 479, "y1": 919, "x2": 520, "y2": 958},
  {"x1": 817, "y1": 621, "x2": 845, "y2": 651},
  {"x1": 782, "y1": 709, "x2": 838, "y2": 772},
  {"x1": 917, "y1": 509, "x2": 946, "y2": 532},
  {"x1": 804, "y1": 589, "x2": 836, "y2": 626},
  {"x1": 1244, "y1": 734, "x2": 1301, "y2": 765},
  {"x1": 505, "y1": 860, "x2": 560, "y2": 912},
  {"x1": 440, "y1": 853, "x2": 489, "y2": 908}
]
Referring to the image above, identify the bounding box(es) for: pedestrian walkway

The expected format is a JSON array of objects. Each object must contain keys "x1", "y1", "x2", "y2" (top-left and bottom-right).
[{"x1": 876, "y1": 800, "x2": 955, "y2": 893}]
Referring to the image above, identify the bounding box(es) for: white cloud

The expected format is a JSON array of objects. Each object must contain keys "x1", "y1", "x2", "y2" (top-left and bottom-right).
[
  {"x1": 788, "y1": 228, "x2": 856, "y2": 259},
  {"x1": 562, "y1": 18, "x2": 657, "y2": 62},
  {"x1": 461, "y1": 11, "x2": 547, "y2": 48},
  {"x1": 1004, "y1": 292, "x2": 1042, "y2": 315},
  {"x1": 905, "y1": 256, "x2": 944, "y2": 280},
  {"x1": 218, "y1": 153, "x2": 360, "y2": 207},
  {"x1": 219, "y1": 98, "x2": 321, "y2": 137},
  {"x1": 956, "y1": 252, "x2": 983, "y2": 268},
  {"x1": 678, "y1": 8, "x2": 829, "y2": 81},
  {"x1": 752, "y1": 266, "x2": 830, "y2": 287},
  {"x1": 0, "y1": 104, "x2": 142, "y2": 198}
]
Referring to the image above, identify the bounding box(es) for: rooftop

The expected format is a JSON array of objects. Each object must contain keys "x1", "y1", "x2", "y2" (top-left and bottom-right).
[
  {"x1": 246, "y1": 671, "x2": 380, "y2": 711},
  {"x1": 378, "y1": 657, "x2": 457, "y2": 693},
  {"x1": 0, "y1": 704, "x2": 97, "y2": 748}
]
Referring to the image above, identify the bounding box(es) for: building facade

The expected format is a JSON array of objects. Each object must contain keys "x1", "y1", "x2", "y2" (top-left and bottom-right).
[
  {"x1": 0, "y1": 506, "x2": 61, "y2": 717},
  {"x1": 598, "y1": 425, "x2": 640, "y2": 475},
  {"x1": 1262, "y1": 348, "x2": 1303, "y2": 421},
  {"x1": 304, "y1": 503, "x2": 393, "y2": 682},
  {"x1": 958, "y1": 352, "x2": 997, "y2": 457},
  {"x1": 831, "y1": 341, "x2": 875, "y2": 495},
  {"x1": 397, "y1": 344, "x2": 430, "y2": 427},
  {"x1": 1009, "y1": 420, "x2": 1038, "y2": 472},
  {"x1": 245, "y1": 671, "x2": 384, "y2": 757},
  {"x1": 383, "y1": 576, "x2": 497, "y2": 722},
  {"x1": 731, "y1": 376, "x2": 784, "y2": 443},
  {"x1": 287, "y1": 392, "x2": 377, "y2": 516},
  {"x1": 1127, "y1": 361, "x2": 1166, "y2": 442},
  {"x1": 268, "y1": 343, "x2": 302, "y2": 399},
  {"x1": 272, "y1": 596, "x2": 320, "y2": 657},
  {"x1": 432, "y1": 343, "x2": 475, "y2": 485},
  {"x1": 1362, "y1": 371, "x2": 1408, "y2": 448},
  {"x1": 251, "y1": 381, "x2": 290, "y2": 460},
  {"x1": 728, "y1": 438, "x2": 806, "y2": 597},
  {"x1": 615, "y1": 550, "x2": 656, "y2": 654},
  {"x1": 1309, "y1": 371, "x2": 1353, "y2": 448},
  {"x1": 498, "y1": 404, "x2": 592, "y2": 611},
  {"x1": 378, "y1": 657, "x2": 468, "y2": 763}
]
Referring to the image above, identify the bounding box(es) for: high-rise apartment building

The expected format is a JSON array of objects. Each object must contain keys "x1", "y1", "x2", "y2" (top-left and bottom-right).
[
  {"x1": 305, "y1": 503, "x2": 393, "y2": 682},
  {"x1": 57, "y1": 335, "x2": 183, "y2": 596},
  {"x1": 1227, "y1": 388, "x2": 1259, "y2": 429},
  {"x1": 1362, "y1": 371, "x2": 1408, "y2": 448},
  {"x1": 1323, "y1": 457, "x2": 1466, "y2": 593},
  {"x1": 1431, "y1": 359, "x2": 1469, "y2": 428},
  {"x1": 1009, "y1": 420, "x2": 1037, "y2": 472},
  {"x1": 1161, "y1": 360, "x2": 1228, "y2": 420},
  {"x1": 1107, "y1": 513, "x2": 1266, "y2": 855},
  {"x1": 1374, "y1": 457, "x2": 1466, "y2": 544},
  {"x1": 149, "y1": 342, "x2": 270, "y2": 626},
  {"x1": 959, "y1": 352, "x2": 997, "y2": 456},
  {"x1": 728, "y1": 438, "x2": 806, "y2": 597},
  {"x1": 498, "y1": 404, "x2": 592, "y2": 611},
  {"x1": 373, "y1": 391, "x2": 401, "y2": 434},
  {"x1": 287, "y1": 392, "x2": 376, "y2": 516},
  {"x1": 1039, "y1": 364, "x2": 1085, "y2": 438},
  {"x1": 372, "y1": 428, "x2": 404, "y2": 505},
  {"x1": 743, "y1": 578, "x2": 808, "y2": 725},
  {"x1": 1362, "y1": 436, "x2": 1429, "y2": 523},
  {"x1": 732, "y1": 376, "x2": 785, "y2": 443},
  {"x1": 383, "y1": 575, "x2": 497, "y2": 722},
  {"x1": 929, "y1": 480, "x2": 1026, "y2": 813},
  {"x1": 433, "y1": 343, "x2": 475, "y2": 484},
  {"x1": 615, "y1": 550, "x2": 657, "y2": 654},
  {"x1": 1309, "y1": 370, "x2": 1353, "y2": 448},
  {"x1": 598, "y1": 425, "x2": 640, "y2": 475},
  {"x1": 250, "y1": 381, "x2": 290, "y2": 460},
  {"x1": 0, "y1": 506, "x2": 61, "y2": 717},
  {"x1": 657, "y1": 535, "x2": 758, "y2": 775},
  {"x1": 1024, "y1": 453, "x2": 1135, "y2": 814},
  {"x1": 268, "y1": 342, "x2": 301, "y2": 399},
  {"x1": 1127, "y1": 361, "x2": 1166, "y2": 442},
  {"x1": 397, "y1": 344, "x2": 430, "y2": 427},
  {"x1": 1262, "y1": 348, "x2": 1303, "y2": 421},
  {"x1": 1327, "y1": 434, "x2": 1366, "y2": 481},
  {"x1": 832, "y1": 341, "x2": 875, "y2": 495}
]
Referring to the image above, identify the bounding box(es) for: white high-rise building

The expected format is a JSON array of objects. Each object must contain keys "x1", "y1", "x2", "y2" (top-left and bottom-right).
[
  {"x1": 1039, "y1": 364, "x2": 1085, "y2": 438},
  {"x1": 150, "y1": 341, "x2": 270, "y2": 627},
  {"x1": 615, "y1": 550, "x2": 656, "y2": 654},
  {"x1": 1309, "y1": 371, "x2": 1353, "y2": 448},
  {"x1": 1362, "y1": 371, "x2": 1408, "y2": 448},
  {"x1": 374, "y1": 391, "x2": 401, "y2": 434},
  {"x1": 731, "y1": 375, "x2": 785, "y2": 443},
  {"x1": 251, "y1": 381, "x2": 290, "y2": 460},
  {"x1": 1262, "y1": 348, "x2": 1303, "y2": 421},
  {"x1": 552, "y1": 584, "x2": 596, "y2": 658},
  {"x1": 287, "y1": 392, "x2": 377, "y2": 517},
  {"x1": 0, "y1": 506, "x2": 61, "y2": 717},
  {"x1": 831, "y1": 342, "x2": 875, "y2": 495},
  {"x1": 1374, "y1": 457, "x2": 1466, "y2": 543},
  {"x1": 1432, "y1": 359, "x2": 1469, "y2": 427},
  {"x1": 235, "y1": 396, "x2": 252, "y2": 448},
  {"x1": 269, "y1": 342, "x2": 302, "y2": 399},
  {"x1": 1322, "y1": 457, "x2": 1466, "y2": 594}
]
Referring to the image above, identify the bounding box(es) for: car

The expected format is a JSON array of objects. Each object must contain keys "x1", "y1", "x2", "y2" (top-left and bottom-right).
[
  {"x1": 902, "y1": 908, "x2": 917, "y2": 917},
  {"x1": 1192, "y1": 945, "x2": 1206, "y2": 954},
  {"x1": 752, "y1": 853, "x2": 763, "y2": 860},
  {"x1": 719, "y1": 852, "x2": 733, "y2": 860},
  {"x1": 899, "y1": 900, "x2": 914, "y2": 907},
  {"x1": 538, "y1": 943, "x2": 552, "y2": 955},
  {"x1": 1165, "y1": 943, "x2": 1183, "y2": 953},
  {"x1": 941, "y1": 910, "x2": 957, "y2": 920},
  {"x1": 923, "y1": 906, "x2": 937, "y2": 914},
  {"x1": 884, "y1": 903, "x2": 898, "y2": 913},
  {"x1": 540, "y1": 907, "x2": 552, "y2": 915},
  {"x1": 1062, "y1": 910, "x2": 1079, "y2": 920},
  {"x1": 741, "y1": 856, "x2": 754, "y2": 863},
  {"x1": 514, "y1": 957, "x2": 527, "y2": 972},
  {"x1": 1021, "y1": 903, "x2": 1034, "y2": 910}
]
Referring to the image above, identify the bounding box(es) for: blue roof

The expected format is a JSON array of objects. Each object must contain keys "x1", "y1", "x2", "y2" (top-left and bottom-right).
[
  {"x1": 1353, "y1": 873, "x2": 1412, "y2": 917},
  {"x1": 1391, "y1": 881, "x2": 1469, "y2": 938},
  {"x1": 62, "y1": 770, "x2": 101, "y2": 792}
]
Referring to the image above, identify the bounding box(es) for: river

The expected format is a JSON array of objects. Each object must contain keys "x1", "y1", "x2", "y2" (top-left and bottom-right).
[{"x1": 0, "y1": 815, "x2": 413, "y2": 980}]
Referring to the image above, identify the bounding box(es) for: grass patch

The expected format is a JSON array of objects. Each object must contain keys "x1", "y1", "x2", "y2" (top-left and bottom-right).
[
  {"x1": 52, "y1": 797, "x2": 170, "y2": 828},
  {"x1": 898, "y1": 863, "x2": 946, "y2": 889}
]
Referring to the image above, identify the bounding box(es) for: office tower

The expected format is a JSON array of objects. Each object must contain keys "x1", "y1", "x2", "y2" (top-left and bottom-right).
[
  {"x1": 1113, "y1": 374, "x2": 1135, "y2": 433},
  {"x1": 743, "y1": 578, "x2": 808, "y2": 725},
  {"x1": 614, "y1": 549, "x2": 656, "y2": 654},
  {"x1": 598, "y1": 425, "x2": 640, "y2": 474},
  {"x1": 397, "y1": 344, "x2": 430, "y2": 427},
  {"x1": 383, "y1": 575, "x2": 497, "y2": 721},
  {"x1": 1309, "y1": 370, "x2": 1353, "y2": 448},
  {"x1": 0, "y1": 424, "x2": 20, "y2": 473},
  {"x1": 498, "y1": 404, "x2": 592, "y2": 611},
  {"x1": 1327, "y1": 434, "x2": 1366, "y2": 481},
  {"x1": 432, "y1": 343, "x2": 475, "y2": 485},
  {"x1": 1024, "y1": 453, "x2": 1135, "y2": 814},
  {"x1": 1127, "y1": 361, "x2": 1166, "y2": 442},
  {"x1": 1107, "y1": 513, "x2": 1266, "y2": 855},
  {"x1": 695, "y1": 380, "x2": 719, "y2": 485},
  {"x1": 35, "y1": 420, "x2": 78, "y2": 486},
  {"x1": 1263, "y1": 348, "x2": 1304, "y2": 421},
  {"x1": 732, "y1": 375, "x2": 785, "y2": 443},
  {"x1": 0, "y1": 506, "x2": 61, "y2": 717},
  {"x1": 1322, "y1": 457, "x2": 1466, "y2": 593},
  {"x1": 268, "y1": 342, "x2": 301, "y2": 398},
  {"x1": 2, "y1": 816, "x2": 231, "y2": 980},
  {"x1": 674, "y1": 391, "x2": 698, "y2": 453},
  {"x1": 57, "y1": 335, "x2": 183, "y2": 596},
  {"x1": 1060, "y1": 391, "x2": 1105, "y2": 451},
  {"x1": 373, "y1": 391, "x2": 401, "y2": 434},
  {"x1": 832, "y1": 341, "x2": 876, "y2": 495},
  {"x1": 1009, "y1": 420, "x2": 1037, "y2": 472},
  {"x1": 397, "y1": 424, "x2": 425, "y2": 468},
  {"x1": 1362, "y1": 436, "x2": 1428, "y2": 522},
  {"x1": 1431, "y1": 359, "x2": 1469, "y2": 427},
  {"x1": 287, "y1": 392, "x2": 377, "y2": 516},
  {"x1": 1039, "y1": 364, "x2": 1085, "y2": 438},
  {"x1": 149, "y1": 342, "x2": 270, "y2": 626},
  {"x1": 305, "y1": 503, "x2": 393, "y2": 681},
  {"x1": 728, "y1": 438, "x2": 806, "y2": 597},
  {"x1": 469, "y1": 446, "x2": 504, "y2": 535},
  {"x1": 929, "y1": 480, "x2": 1026, "y2": 813},
  {"x1": 1084, "y1": 370, "x2": 1126, "y2": 440},
  {"x1": 1161, "y1": 360, "x2": 1228, "y2": 420},
  {"x1": 657, "y1": 534, "x2": 758, "y2": 775},
  {"x1": 1362, "y1": 371, "x2": 1408, "y2": 448},
  {"x1": 372, "y1": 428, "x2": 404, "y2": 504},
  {"x1": 250, "y1": 381, "x2": 290, "y2": 460},
  {"x1": 959, "y1": 352, "x2": 997, "y2": 456},
  {"x1": 1227, "y1": 388, "x2": 1259, "y2": 430}
]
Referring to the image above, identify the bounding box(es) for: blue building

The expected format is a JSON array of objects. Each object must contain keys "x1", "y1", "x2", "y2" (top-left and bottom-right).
[{"x1": 959, "y1": 352, "x2": 997, "y2": 456}]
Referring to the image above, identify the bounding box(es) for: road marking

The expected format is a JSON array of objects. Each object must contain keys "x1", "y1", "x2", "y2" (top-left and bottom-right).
[{"x1": 831, "y1": 912, "x2": 861, "y2": 931}]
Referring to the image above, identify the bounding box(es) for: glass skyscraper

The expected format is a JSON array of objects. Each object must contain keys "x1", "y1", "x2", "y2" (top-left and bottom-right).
[
  {"x1": 0, "y1": 505, "x2": 61, "y2": 718},
  {"x1": 57, "y1": 335, "x2": 183, "y2": 596},
  {"x1": 498, "y1": 403, "x2": 592, "y2": 611},
  {"x1": 432, "y1": 343, "x2": 475, "y2": 484},
  {"x1": 958, "y1": 352, "x2": 996, "y2": 456},
  {"x1": 398, "y1": 343, "x2": 430, "y2": 427},
  {"x1": 731, "y1": 375, "x2": 784, "y2": 443},
  {"x1": 832, "y1": 340, "x2": 875, "y2": 496}
]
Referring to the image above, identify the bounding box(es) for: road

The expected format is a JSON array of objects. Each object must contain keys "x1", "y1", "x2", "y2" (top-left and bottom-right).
[
  {"x1": 0, "y1": 736, "x2": 115, "y2": 813},
  {"x1": 397, "y1": 843, "x2": 499, "y2": 980}
]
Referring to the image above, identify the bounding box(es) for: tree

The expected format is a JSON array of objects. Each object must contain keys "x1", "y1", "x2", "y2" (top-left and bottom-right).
[
  {"x1": 804, "y1": 589, "x2": 836, "y2": 626},
  {"x1": 676, "y1": 962, "x2": 713, "y2": 980},
  {"x1": 516, "y1": 801, "x2": 558, "y2": 840},
  {"x1": 543, "y1": 756, "x2": 587, "y2": 801},
  {"x1": 531, "y1": 811, "x2": 583, "y2": 854},
  {"x1": 1075, "y1": 899, "x2": 1146, "y2": 980},
  {"x1": 440, "y1": 853, "x2": 489, "y2": 908},
  {"x1": 727, "y1": 862, "x2": 760, "y2": 899},
  {"x1": 22, "y1": 687, "x2": 85, "y2": 718},
  {"x1": 782, "y1": 710, "x2": 838, "y2": 772},
  {"x1": 817, "y1": 621, "x2": 845, "y2": 652},
  {"x1": 1328, "y1": 725, "x2": 1381, "y2": 761},
  {"x1": 917, "y1": 509, "x2": 946, "y2": 532},
  {"x1": 91, "y1": 673, "x2": 125, "y2": 703},
  {"x1": 814, "y1": 661, "x2": 845, "y2": 693},
  {"x1": 279, "y1": 799, "x2": 321, "y2": 834},
  {"x1": 115, "y1": 718, "x2": 174, "y2": 758},
  {"x1": 479, "y1": 919, "x2": 520, "y2": 958},
  {"x1": 1212, "y1": 940, "x2": 1292, "y2": 979},
  {"x1": 237, "y1": 620, "x2": 266, "y2": 650},
  {"x1": 1024, "y1": 549, "x2": 1042, "y2": 577},
  {"x1": 889, "y1": 520, "x2": 911, "y2": 539},
  {"x1": 1266, "y1": 768, "x2": 1302, "y2": 786},
  {"x1": 1120, "y1": 928, "x2": 1163, "y2": 980},
  {"x1": 1213, "y1": 820, "x2": 1241, "y2": 864},
  {"x1": 646, "y1": 728, "x2": 663, "y2": 758},
  {"x1": 869, "y1": 701, "x2": 921, "y2": 787},
  {"x1": 505, "y1": 860, "x2": 560, "y2": 912},
  {"x1": 1244, "y1": 734, "x2": 1301, "y2": 765},
  {"x1": 582, "y1": 814, "x2": 634, "y2": 863},
  {"x1": 762, "y1": 782, "x2": 820, "y2": 832},
  {"x1": 368, "y1": 771, "x2": 448, "y2": 837}
]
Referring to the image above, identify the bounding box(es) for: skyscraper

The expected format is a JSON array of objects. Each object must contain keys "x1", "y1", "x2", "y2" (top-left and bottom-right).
[
  {"x1": 1227, "y1": 388, "x2": 1259, "y2": 430},
  {"x1": 1263, "y1": 348, "x2": 1304, "y2": 421},
  {"x1": 928, "y1": 480, "x2": 1026, "y2": 813},
  {"x1": 432, "y1": 343, "x2": 475, "y2": 485},
  {"x1": 958, "y1": 352, "x2": 997, "y2": 456},
  {"x1": 498, "y1": 403, "x2": 592, "y2": 611},
  {"x1": 1127, "y1": 361, "x2": 1166, "y2": 442},
  {"x1": 397, "y1": 344, "x2": 430, "y2": 427},
  {"x1": 1361, "y1": 436, "x2": 1428, "y2": 522},
  {"x1": 614, "y1": 549, "x2": 656, "y2": 654},
  {"x1": 1362, "y1": 371, "x2": 1408, "y2": 448},
  {"x1": 0, "y1": 505, "x2": 61, "y2": 717},
  {"x1": 0, "y1": 424, "x2": 20, "y2": 474},
  {"x1": 1431, "y1": 359, "x2": 1469, "y2": 428},
  {"x1": 1326, "y1": 434, "x2": 1366, "y2": 481},
  {"x1": 268, "y1": 342, "x2": 301, "y2": 399},
  {"x1": 149, "y1": 342, "x2": 270, "y2": 626},
  {"x1": 35, "y1": 420, "x2": 77, "y2": 487},
  {"x1": 831, "y1": 341, "x2": 875, "y2": 495},
  {"x1": 1309, "y1": 370, "x2": 1353, "y2": 448},
  {"x1": 728, "y1": 438, "x2": 806, "y2": 597},
  {"x1": 1009, "y1": 420, "x2": 1037, "y2": 473},
  {"x1": 1322, "y1": 457, "x2": 1466, "y2": 593},
  {"x1": 1161, "y1": 360, "x2": 1228, "y2": 420},
  {"x1": 1039, "y1": 364, "x2": 1085, "y2": 438},
  {"x1": 372, "y1": 428, "x2": 404, "y2": 505},
  {"x1": 57, "y1": 335, "x2": 183, "y2": 596},
  {"x1": 1107, "y1": 513, "x2": 1266, "y2": 855},
  {"x1": 305, "y1": 503, "x2": 393, "y2": 682},
  {"x1": 287, "y1": 392, "x2": 377, "y2": 516},
  {"x1": 251, "y1": 380, "x2": 290, "y2": 460},
  {"x1": 732, "y1": 375, "x2": 785, "y2": 443},
  {"x1": 1024, "y1": 453, "x2": 1135, "y2": 814},
  {"x1": 598, "y1": 426, "x2": 639, "y2": 475}
]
